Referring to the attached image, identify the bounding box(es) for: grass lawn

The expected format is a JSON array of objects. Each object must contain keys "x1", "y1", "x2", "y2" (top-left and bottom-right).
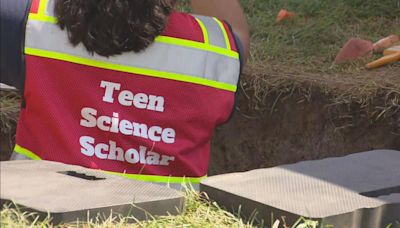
[
  {"x1": 2, "y1": 188, "x2": 399, "y2": 227},
  {"x1": 243, "y1": 0, "x2": 400, "y2": 73},
  {"x1": 239, "y1": 0, "x2": 400, "y2": 114}
]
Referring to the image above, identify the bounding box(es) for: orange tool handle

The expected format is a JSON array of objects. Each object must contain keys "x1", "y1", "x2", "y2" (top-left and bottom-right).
[
  {"x1": 366, "y1": 52, "x2": 400, "y2": 69},
  {"x1": 383, "y1": 45, "x2": 400, "y2": 56}
]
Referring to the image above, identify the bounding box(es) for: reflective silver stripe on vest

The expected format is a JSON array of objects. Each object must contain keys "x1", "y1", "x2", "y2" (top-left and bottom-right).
[
  {"x1": 10, "y1": 152, "x2": 30, "y2": 160},
  {"x1": 44, "y1": 0, "x2": 55, "y2": 17},
  {"x1": 193, "y1": 15, "x2": 228, "y2": 49},
  {"x1": 25, "y1": 20, "x2": 240, "y2": 88}
]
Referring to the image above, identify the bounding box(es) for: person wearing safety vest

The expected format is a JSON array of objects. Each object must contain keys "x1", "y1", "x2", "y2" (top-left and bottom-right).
[{"x1": 1, "y1": 0, "x2": 250, "y2": 189}]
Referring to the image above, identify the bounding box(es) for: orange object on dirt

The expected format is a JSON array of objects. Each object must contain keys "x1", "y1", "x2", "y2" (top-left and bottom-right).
[
  {"x1": 373, "y1": 35, "x2": 400, "y2": 52},
  {"x1": 383, "y1": 45, "x2": 400, "y2": 56},
  {"x1": 366, "y1": 51, "x2": 400, "y2": 69},
  {"x1": 276, "y1": 9, "x2": 295, "y2": 23},
  {"x1": 334, "y1": 38, "x2": 374, "y2": 64}
]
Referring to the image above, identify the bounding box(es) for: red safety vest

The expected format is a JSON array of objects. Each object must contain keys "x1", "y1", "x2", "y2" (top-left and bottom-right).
[{"x1": 15, "y1": 0, "x2": 240, "y2": 186}]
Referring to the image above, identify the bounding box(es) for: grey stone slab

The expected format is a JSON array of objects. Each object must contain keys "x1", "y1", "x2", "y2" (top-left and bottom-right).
[
  {"x1": 0, "y1": 160, "x2": 185, "y2": 224},
  {"x1": 200, "y1": 150, "x2": 400, "y2": 227}
]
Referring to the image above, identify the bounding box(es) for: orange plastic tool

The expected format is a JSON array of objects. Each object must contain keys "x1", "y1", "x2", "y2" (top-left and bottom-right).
[
  {"x1": 383, "y1": 45, "x2": 400, "y2": 56},
  {"x1": 366, "y1": 51, "x2": 400, "y2": 69},
  {"x1": 373, "y1": 35, "x2": 400, "y2": 52},
  {"x1": 276, "y1": 9, "x2": 295, "y2": 23},
  {"x1": 334, "y1": 38, "x2": 374, "y2": 64}
]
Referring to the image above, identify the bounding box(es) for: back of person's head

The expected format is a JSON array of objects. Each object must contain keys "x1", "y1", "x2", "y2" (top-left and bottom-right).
[{"x1": 55, "y1": 0, "x2": 176, "y2": 57}]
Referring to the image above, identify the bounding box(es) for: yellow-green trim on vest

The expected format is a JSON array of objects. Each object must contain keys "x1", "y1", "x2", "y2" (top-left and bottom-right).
[
  {"x1": 213, "y1": 18, "x2": 232, "y2": 50},
  {"x1": 25, "y1": 47, "x2": 238, "y2": 92},
  {"x1": 38, "y1": 0, "x2": 49, "y2": 15},
  {"x1": 195, "y1": 18, "x2": 210, "y2": 45},
  {"x1": 155, "y1": 35, "x2": 238, "y2": 59},
  {"x1": 28, "y1": 13, "x2": 57, "y2": 24},
  {"x1": 14, "y1": 144, "x2": 42, "y2": 160},
  {"x1": 104, "y1": 171, "x2": 207, "y2": 184},
  {"x1": 13, "y1": 144, "x2": 206, "y2": 184},
  {"x1": 28, "y1": 0, "x2": 57, "y2": 23}
]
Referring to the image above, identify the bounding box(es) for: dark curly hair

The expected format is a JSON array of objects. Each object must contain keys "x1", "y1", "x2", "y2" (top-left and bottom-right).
[{"x1": 54, "y1": 0, "x2": 176, "y2": 57}]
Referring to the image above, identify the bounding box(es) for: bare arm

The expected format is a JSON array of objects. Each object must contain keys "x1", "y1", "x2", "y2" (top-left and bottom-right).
[{"x1": 191, "y1": 0, "x2": 250, "y2": 62}]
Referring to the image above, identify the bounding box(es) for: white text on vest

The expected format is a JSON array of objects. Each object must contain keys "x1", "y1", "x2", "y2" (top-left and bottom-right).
[
  {"x1": 80, "y1": 136, "x2": 175, "y2": 166},
  {"x1": 80, "y1": 107, "x2": 176, "y2": 144},
  {"x1": 100, "y1": 80, "x2": 165, "y2": 112}
]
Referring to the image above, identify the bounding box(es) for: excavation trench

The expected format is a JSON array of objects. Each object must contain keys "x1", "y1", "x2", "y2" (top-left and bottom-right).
[
  {"x1": 1, "y1": 86, "x2": 400, "y2": 174},
  {"x1": 209, "y1": 87, "x2": 400, "y2": 175}
]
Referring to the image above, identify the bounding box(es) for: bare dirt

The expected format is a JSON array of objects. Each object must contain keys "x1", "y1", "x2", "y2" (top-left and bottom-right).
[
  {"x1": 209, "y1": 88, "x2": 400, "y2": 175},
  {"x1": 209, "y1": 65, "x2": 400, "y2": 175},
  {"x1": 0, "y1": 90, "x2": 20, "y2": 161}
]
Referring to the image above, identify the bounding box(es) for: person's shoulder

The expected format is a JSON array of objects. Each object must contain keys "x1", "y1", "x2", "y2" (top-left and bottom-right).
[
  {"x1": 162, "y1": 12, "x2": 205, "y2": 42},
  {"x1": 162, "y1": 12, "x2": 244, "y2": 68}
]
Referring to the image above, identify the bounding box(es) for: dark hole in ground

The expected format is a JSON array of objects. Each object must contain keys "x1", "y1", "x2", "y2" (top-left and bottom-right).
[
  {"x1": 1, "y1": 88, "x2": 399, "y2": 175},
  {"x1": 209, "y1": 87, "x2": 400, "y2": 175}
]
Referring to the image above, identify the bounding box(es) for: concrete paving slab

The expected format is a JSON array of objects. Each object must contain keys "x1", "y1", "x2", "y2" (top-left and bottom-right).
[
  {"x1": 201, "y1": 150, "x2": 400, "y2": 227},
  {"x1": 0, "y1": 160, "x2": 184, "y2": 224}
]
